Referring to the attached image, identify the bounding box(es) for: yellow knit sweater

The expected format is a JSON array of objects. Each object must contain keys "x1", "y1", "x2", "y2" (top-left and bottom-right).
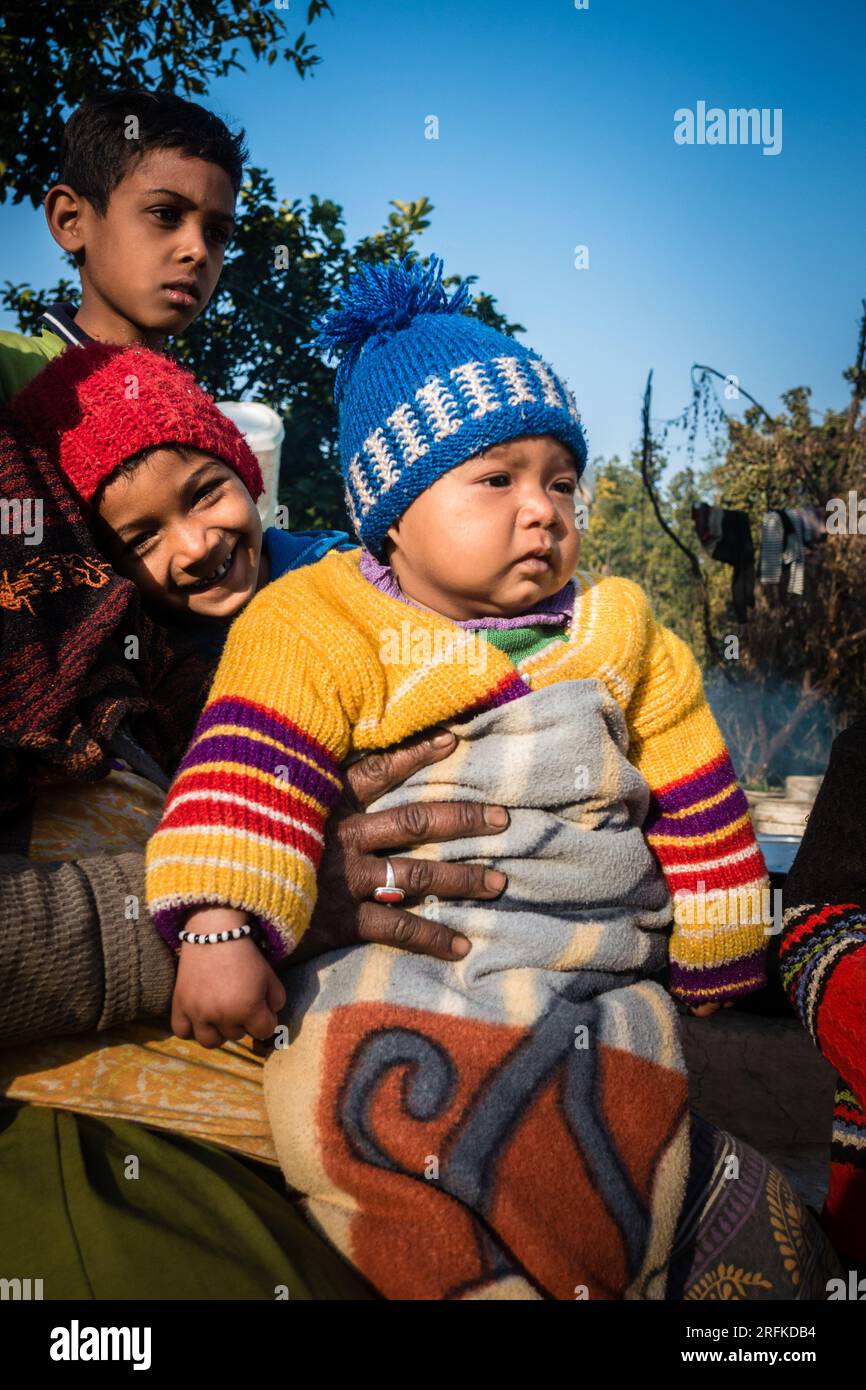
[{"x1": 146, "y1": 549, "x2": 769, "y2": 1004}]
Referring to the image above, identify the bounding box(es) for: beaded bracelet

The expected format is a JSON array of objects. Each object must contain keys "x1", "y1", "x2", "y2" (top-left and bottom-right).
[{"x1": 179, "y1": 923, "x2": 263, "y2": 946}]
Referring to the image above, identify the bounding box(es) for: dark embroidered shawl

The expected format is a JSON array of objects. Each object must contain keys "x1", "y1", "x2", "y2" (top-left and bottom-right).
[{"x1": 0, "y1": 406, "x2": 213, "y2": 833}]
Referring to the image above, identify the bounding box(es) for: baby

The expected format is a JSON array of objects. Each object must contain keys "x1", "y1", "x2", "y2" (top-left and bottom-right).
[{"x1": 144, "y1": 257, "x2": 771, "y2": 1299}]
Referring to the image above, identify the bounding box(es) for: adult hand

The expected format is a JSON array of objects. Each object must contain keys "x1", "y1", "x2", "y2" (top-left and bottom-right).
[{"x1": 290, "y1": 729, "x2": 509, "y2": 966}]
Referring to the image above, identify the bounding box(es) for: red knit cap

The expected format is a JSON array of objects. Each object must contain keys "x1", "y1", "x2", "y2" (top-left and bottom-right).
[{"x1": 10, "y1": 342, "x2": 263, "y2": 505}]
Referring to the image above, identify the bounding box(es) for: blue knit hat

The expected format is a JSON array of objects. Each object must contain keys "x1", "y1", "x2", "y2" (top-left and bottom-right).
[{"x1": 313, "y1": 255, "x2": 588, "y2": 559}]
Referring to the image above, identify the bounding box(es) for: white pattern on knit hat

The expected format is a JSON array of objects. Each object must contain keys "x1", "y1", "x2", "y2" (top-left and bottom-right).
[
  {"x1": 415, "y1": 377, "x2": 463, "y2": 441},
  {"x1": 344, "y1": 485, "x2": 362, "y2": 532},
  {"x1": 348, "y1": 453, "x2": 377, "y2": 515},
  {"x1": 492, "y1": 355, "x2": 538, "y2": 406},
  {"x1": 527, "y1": 358, "x2": 566, "y2": 409},
  {"x1": 449, "y1": 361, "x2": 500, "y2": 418},
  {"x1": 563, "y1": 384, "x2": 583, "y2": 424},
  {"x1": 387, "y1": 402, "x2": 429, "y2": 467},
  {"x1": 364, "y1": 427, "x2": 401, "y2": 489}
]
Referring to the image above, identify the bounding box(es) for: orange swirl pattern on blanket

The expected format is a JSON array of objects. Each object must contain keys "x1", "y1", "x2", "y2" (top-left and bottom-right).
[{"x1": 266, "y1": 999, "x2": 690, "y2": 1300}]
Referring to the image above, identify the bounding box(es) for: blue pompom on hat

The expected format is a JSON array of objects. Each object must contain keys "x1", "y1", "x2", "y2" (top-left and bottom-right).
[{"x1": 313, "y1": 255, "x2": 588, "y2": 559}]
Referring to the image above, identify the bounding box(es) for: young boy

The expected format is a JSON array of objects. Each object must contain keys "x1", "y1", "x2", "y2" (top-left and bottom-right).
[
  {"x1": 10, "y1": 342, "x2": 353, "y2": 645},
  {"x1": 0, "y1": 90, "x2": 248, "y2": 401},
  {"x1": 144, "y1": 256, "x2": 774, "y2": 1299},
  {"x1": 2, "y1": 91, "x2": 350, "y2": 607}
]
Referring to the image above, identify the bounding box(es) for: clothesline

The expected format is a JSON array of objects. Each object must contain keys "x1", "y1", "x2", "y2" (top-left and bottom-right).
[{"x1": 691, "y1": 501, "x2": 827, "y2": 620}]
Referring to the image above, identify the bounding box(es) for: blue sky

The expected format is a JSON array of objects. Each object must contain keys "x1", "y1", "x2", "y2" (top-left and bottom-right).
[{"x1": 2, "y1": 0, "x2": 864, "y2": 473}]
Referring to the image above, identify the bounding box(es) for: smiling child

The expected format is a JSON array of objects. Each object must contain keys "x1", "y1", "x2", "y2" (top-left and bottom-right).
[{"x1": 10, "y1": 344, "x2": 266, "y2": 626}]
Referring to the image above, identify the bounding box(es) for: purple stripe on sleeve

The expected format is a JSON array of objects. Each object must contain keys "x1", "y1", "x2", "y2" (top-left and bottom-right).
[
  {"x1": 178, "y1": 731, "x2": 342, "y2": 808},
  {"x1": 476, "y1": 673, "x2": 532, "y2": 712},
  {"x1": 153, "y1": 905, "x2": 291, "y2": 966},
  {"x1": 644, "y1": 786, "x2": 750, "y2": 839},
  {"x1": 193, "y1": 696, "x2": 337, "y2": 768},
  {"x1": 670, "y1": 949, "x2": 768, "y2": 1001},
  {"x1": 652, "y1": 754, "x2": 738, "y2": 812}
]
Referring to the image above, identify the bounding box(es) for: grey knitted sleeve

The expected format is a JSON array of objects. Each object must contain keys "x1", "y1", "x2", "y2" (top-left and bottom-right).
[{"x1": 0, "y1": 852, "x2": 176, "y2": 1046}]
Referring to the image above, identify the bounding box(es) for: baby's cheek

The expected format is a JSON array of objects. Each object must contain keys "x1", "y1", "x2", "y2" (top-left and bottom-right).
[{"x1": 563, "y1": 525, "x2": 582, "y2": 567}]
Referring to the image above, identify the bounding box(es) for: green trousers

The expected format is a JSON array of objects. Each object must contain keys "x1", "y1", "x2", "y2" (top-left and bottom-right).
[{"x1": 0, "y1": 1103, "x2": 374, "y2": 1300}]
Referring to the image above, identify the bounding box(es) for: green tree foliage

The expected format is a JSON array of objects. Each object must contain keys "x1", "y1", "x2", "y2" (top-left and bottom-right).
[
  {"x1": 2, "y1": 177, "x2": 523, "y2": 531},
  {"x1": 166, "y1": 183, "x2": 522, "y2": 530},
  {"x1": 580, "y1": 446, "x2": 706, "y2": 657},
  {"x1": 700, "y1": 367, "x2": 866, "y2": 783},
  {"x1": 582, "y1": 329, "x2": 866, "y2": 784},
  {"x1": 0, "y1": 0, "x2": 333, "y2": 206},
  {"x1": 0, "y1": 0, "x2": 523, "y2": 529}
]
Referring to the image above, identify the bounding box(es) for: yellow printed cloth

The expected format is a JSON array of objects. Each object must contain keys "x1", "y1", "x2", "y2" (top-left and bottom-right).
[
  {"x1": 28, "y1": 766, "x2": 165, "y2": 861},
  {"x1": 0, "y1": 1026, "x2": 277, "y2": 1165},
  {"x1": 6, "y1": 762, "x2": 276, "y2": 1164}
]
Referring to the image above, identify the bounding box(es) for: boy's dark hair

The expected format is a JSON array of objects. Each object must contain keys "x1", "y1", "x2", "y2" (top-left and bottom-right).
[{"x1": 58, "y1": 91, "x2": 248, "y2": 214}]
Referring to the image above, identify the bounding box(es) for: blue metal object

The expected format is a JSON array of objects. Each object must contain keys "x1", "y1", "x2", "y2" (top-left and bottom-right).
[{"x1": 757, "y1": 833, "x2": 801, "y2": 877}]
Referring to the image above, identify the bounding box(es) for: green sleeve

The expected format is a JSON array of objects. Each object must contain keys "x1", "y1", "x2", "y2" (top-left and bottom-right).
[{"x1": 0, "y1": 327, "x2": 66, "y2": 402}]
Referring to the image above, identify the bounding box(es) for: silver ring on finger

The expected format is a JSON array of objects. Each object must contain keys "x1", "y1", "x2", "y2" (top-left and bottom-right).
[{"x1": 373, "y1": 856, "x2": 406, "y2": 905}]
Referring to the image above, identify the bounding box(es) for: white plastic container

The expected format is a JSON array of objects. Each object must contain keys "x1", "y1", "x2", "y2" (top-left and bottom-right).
[
  {"x1": 215, "y1": 401, "x2": 285, "y2": 530},
  {"x1": 784, "y1": 775, "x2": 823, "y2": 803},
  {"x1": 753, "y1": 799, "x2": 812, "y2": 836}
]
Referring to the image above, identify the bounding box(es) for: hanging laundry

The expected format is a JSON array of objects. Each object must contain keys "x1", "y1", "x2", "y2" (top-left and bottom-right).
[
  {"x1": 691, "y1": 502, "x2": 724, "y2": 553},
  {"x1": 691, "y1": 503, "x2": 755, "y2": 622},
  {"x1": 790, "y1": 506, "x2": 827, "y2": 545},
  {"x1": 759, "y1": 507, "x2": 826, "y2": 598},
  {"x1": 758, "y1": 510, "x2": 786, "y2": 586}
]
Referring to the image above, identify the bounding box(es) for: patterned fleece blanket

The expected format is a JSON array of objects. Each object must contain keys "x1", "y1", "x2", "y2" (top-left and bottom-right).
[{"x1": 265, "y1": 679, "x2": 691, "y2": 1299}]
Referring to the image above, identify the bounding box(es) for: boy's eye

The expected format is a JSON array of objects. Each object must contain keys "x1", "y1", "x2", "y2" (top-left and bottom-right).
[
  {"x1": 193, "y1": 479, "x2": 225, "y2": 505},
  {"x1": 127, "y1": 530, "x2": 157, "y2": 556},
  {"x1": 553, "y1": 479, "x2": 577, "y2": 494},
  {"x1": 149, "y1": 207, "x2": 230, "y2": 247},
  {"x1": 481, "y1": 473, "x2": 511, "y2": 487}
]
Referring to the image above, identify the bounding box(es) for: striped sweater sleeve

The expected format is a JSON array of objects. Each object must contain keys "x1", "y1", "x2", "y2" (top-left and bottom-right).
[
  {"x1": 779, "y1": 717, "x2": 866, "y2": 1140},
  {"x1": 780, "y1": 901, "x2": 866, "y2": 1094},
  {"x1": 145, "y1": 587, "x2": 349, "y2": 965},
  {"x1": 626, "y1": 617, "x2": 769, "y2": 1006}
]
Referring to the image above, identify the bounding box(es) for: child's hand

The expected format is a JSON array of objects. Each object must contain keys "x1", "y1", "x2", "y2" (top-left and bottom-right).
[
  {"x1": 688, "y1": 1001, "x2": 736, "y2": 1018},
  {"x1": 171, "y1": 909, "x2": 286, "y2": 1048}
]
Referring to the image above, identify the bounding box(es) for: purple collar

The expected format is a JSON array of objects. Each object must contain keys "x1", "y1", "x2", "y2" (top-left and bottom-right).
[{"x1": 358, "y1": 549, "x2": 574, "y2": 630}]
